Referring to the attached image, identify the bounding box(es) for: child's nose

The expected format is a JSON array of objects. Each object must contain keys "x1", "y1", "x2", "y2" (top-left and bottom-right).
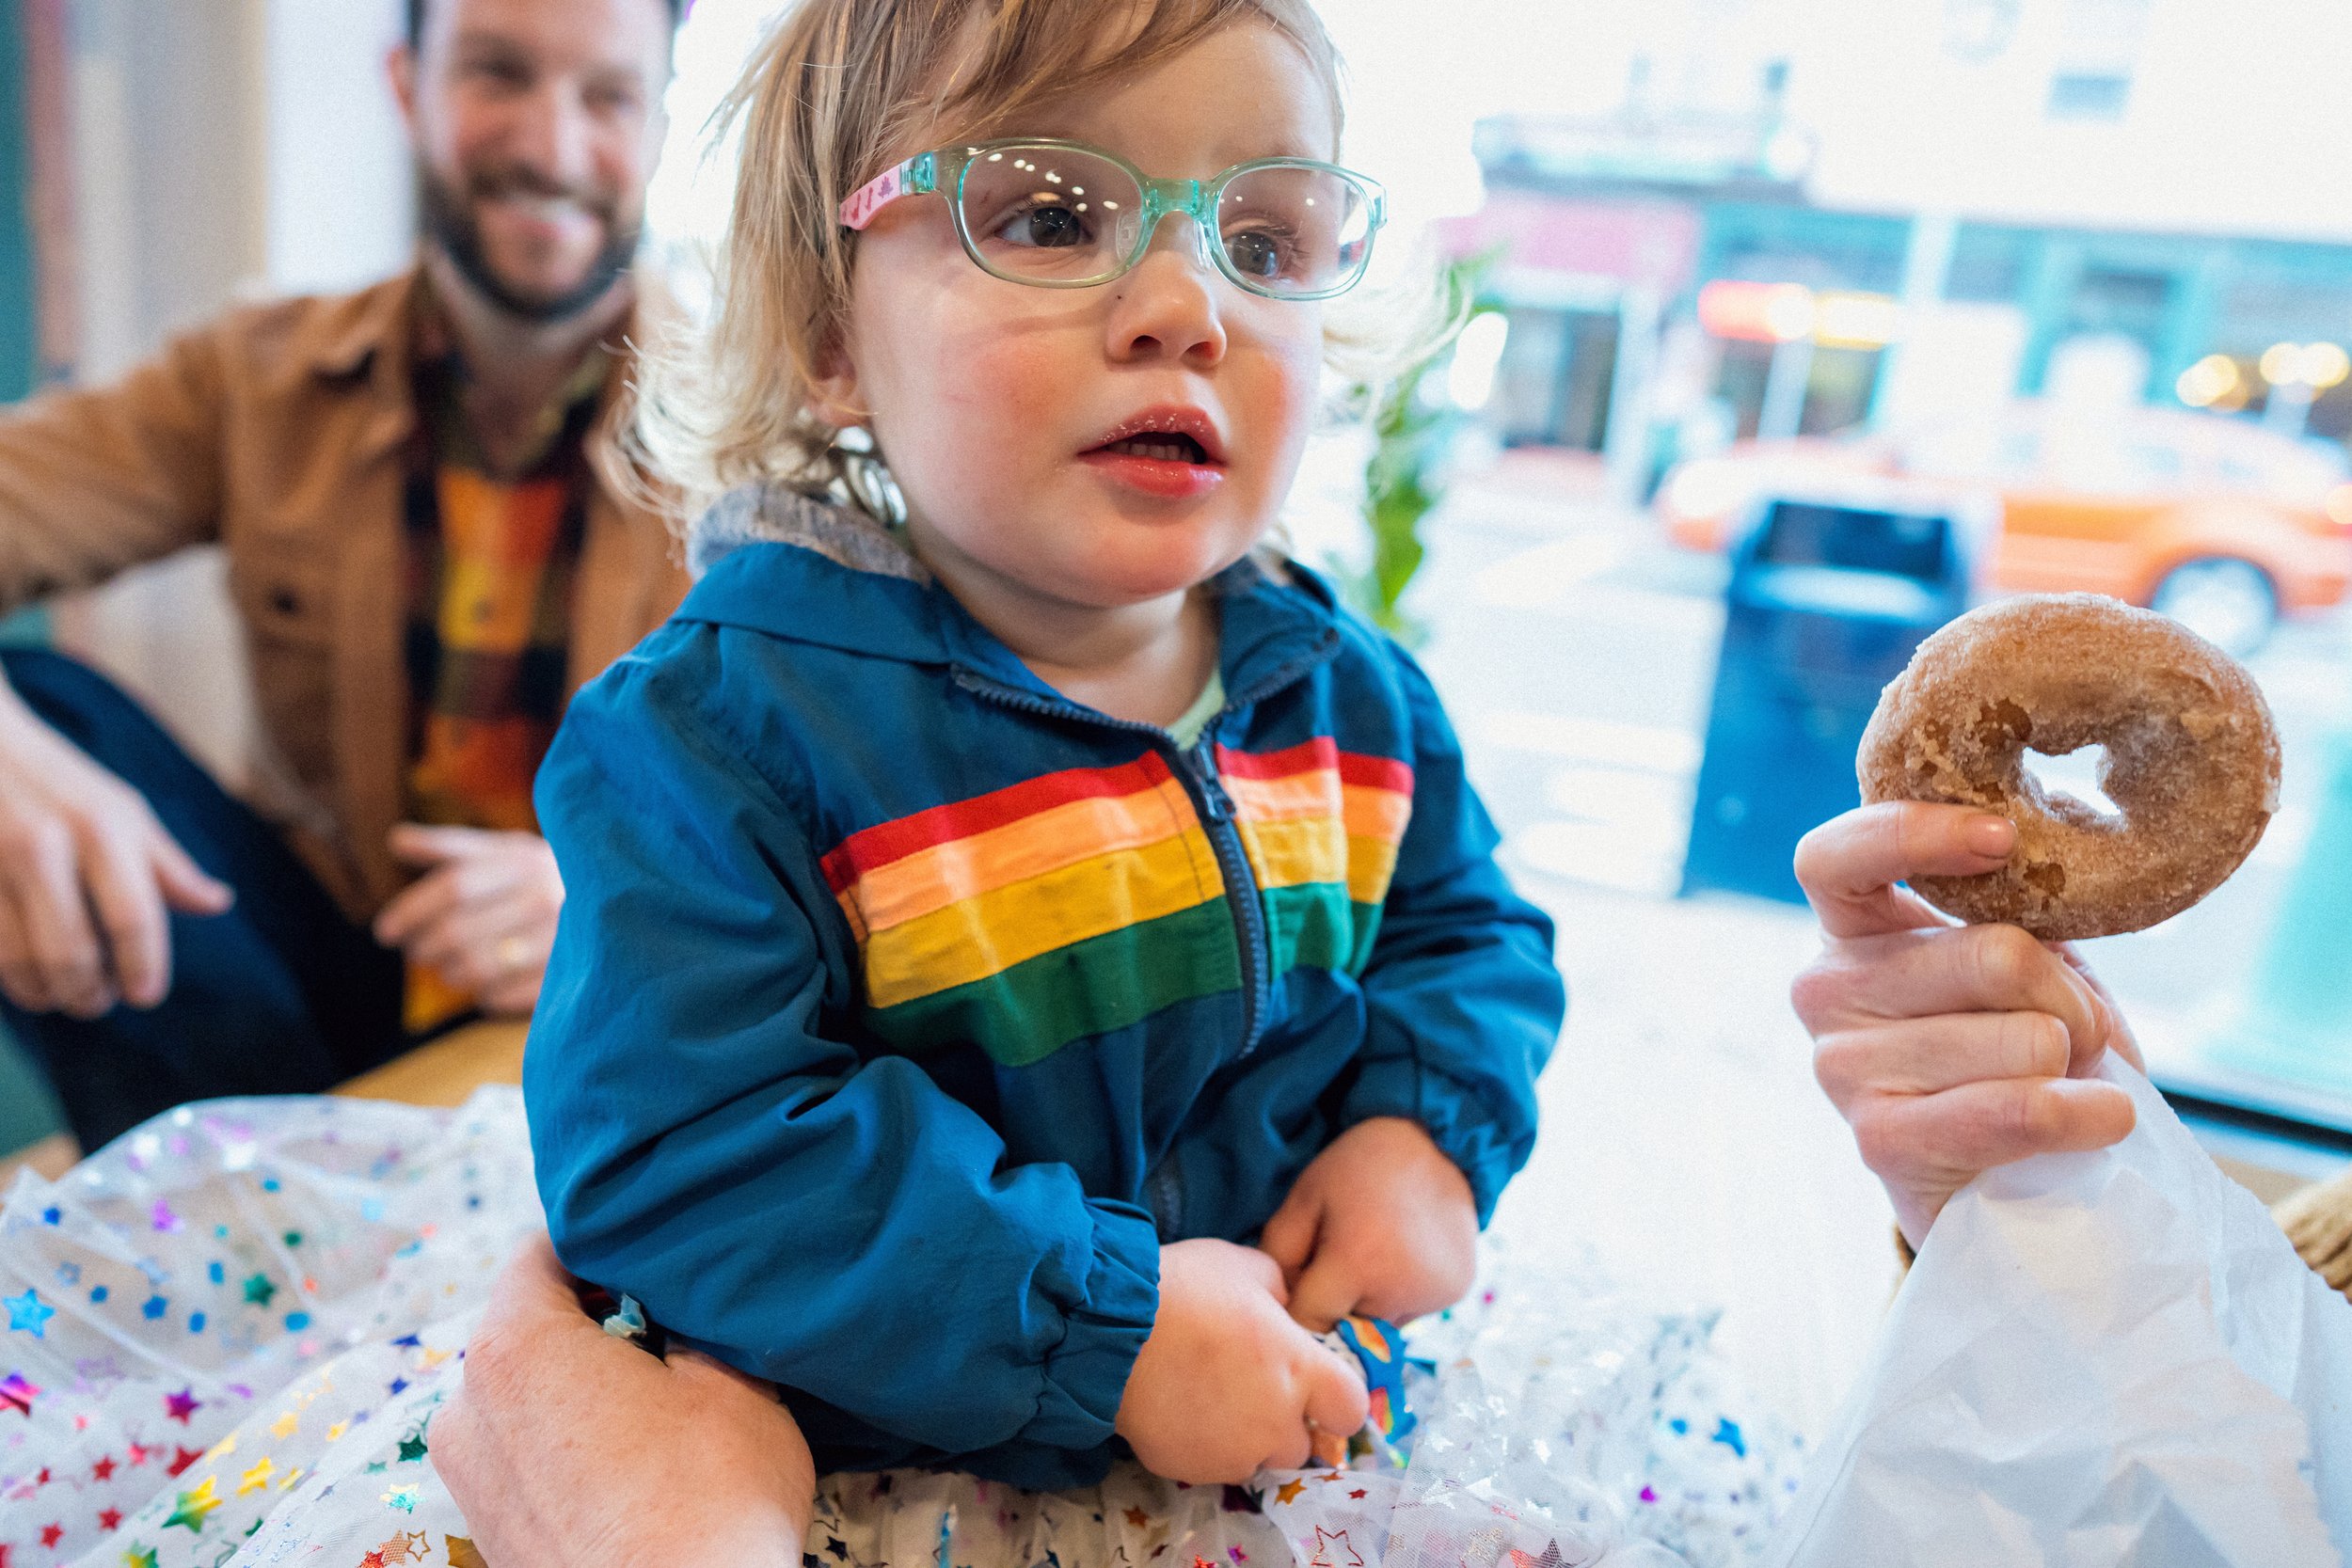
[{"x1": 1105, "y1": 237, "x2": 1229, "y2": 367}]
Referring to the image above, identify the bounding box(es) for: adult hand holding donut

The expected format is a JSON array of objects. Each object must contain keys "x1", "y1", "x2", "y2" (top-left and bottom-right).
[{"x1": 1791, "y1": 800, "x2": 2143, "y2": 1251}]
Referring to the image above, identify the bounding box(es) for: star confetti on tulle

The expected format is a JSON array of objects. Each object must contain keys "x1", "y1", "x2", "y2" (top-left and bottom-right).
[
  {"x1": 163, "y1": 1475, "x2": 222, "y2": 1532},
  {"x1": 236, "y1": 1457, "x2": 276, "y2": 1495},
  {"x1": 1307, "y1": 1528, "x2": 1362, "y2": 1568},
  {"x1": 167, "y1": 1447, "x2": 203, "y2": 1477},
  {"x1": 1709, "y1": 1418, "x2": 1745, "y2": 1459},
  {"x1": 1274, "y1": 1480, "x2": 1306, "y2": 1505},
  {"x1": 397, "y1": 1431, "x2": 429, "y2": 1464},
  {"x1": 93, "y1": 1454, "x2": 117, "y2": 1480},
  {"x1": 271, "y1": 1409, "x2": 299, "y2": 1438},
  {"x1": 39, "y1": 1524, "x2": 62, "y2": 1548},
  {"x1": 150, "y1": 1201, "x2": 180, "y2": 1234},
  {"x1": 1, "y1": 1370, "x2": 40, "y2": 1416},
  {"x1": 242, "y1": 1275, "x2": 276, "y2": 1307},
  {"x1": 4, "y1": 1290, "x2": 51, "y2": 1338},
  {"x1": 100, "y1": 1508, "x2": 122, "y2": 1530},
  {"x1": 125, "y1": 1548, "x2": 161, "y2": 1568},
  {"x1": 1124, "y1": 1506, "x2": 1152, "y2": 1528},
  {"x1": 141, "y1": 1296, "x2": 168, "y2": 1322},
  {"x1": 164, "y1": 1387, "x2": 201, "y2": 1424},
  {"x1": 382, "y1": 1482, "x2": 419, "y2": 1513},
  {"x1": 446, "y1": 1538, "x2": 488, "y2": 1568}
]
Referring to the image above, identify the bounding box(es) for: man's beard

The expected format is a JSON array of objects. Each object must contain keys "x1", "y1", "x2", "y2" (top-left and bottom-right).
[{"x1": 419, "y1": 165, "x2": 641, "y2": 325}]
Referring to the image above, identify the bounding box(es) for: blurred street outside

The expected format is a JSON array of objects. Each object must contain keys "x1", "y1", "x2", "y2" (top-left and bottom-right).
[{"x1": 1400, "y1": 449, "x2": 2352, "y2": 1437}]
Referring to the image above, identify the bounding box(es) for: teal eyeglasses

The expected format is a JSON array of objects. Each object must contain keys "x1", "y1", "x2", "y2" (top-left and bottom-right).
[{"x1": 839, "y1": 138, "x2": 1386, "y2": 301}]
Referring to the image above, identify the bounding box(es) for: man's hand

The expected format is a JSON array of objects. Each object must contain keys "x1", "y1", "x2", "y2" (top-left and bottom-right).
[
  {"x1": 1792, "y1": 801, "x2": 2141, "y2": 1250},
  {"x1": 1114, "y1": 1239, "x2": 1369, "y2": 1484},
  {"x1": 1258, "y1": 1117, "x2": 1478, "y2": 1333},
  {"x1": 373, "y1": 825, "x2": 564, "y2": 1015},
  {"x1": 434, "y1": 1234, "x2": 816, "y2": 1568},
  {"x1": 0, "y1": 690, "x2": 231, "y2": 1017}
]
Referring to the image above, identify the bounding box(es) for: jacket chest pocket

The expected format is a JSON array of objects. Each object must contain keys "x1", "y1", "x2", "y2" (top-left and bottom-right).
[{"x1": 228, "y1": 550, "x2": 340, "y2": 789}]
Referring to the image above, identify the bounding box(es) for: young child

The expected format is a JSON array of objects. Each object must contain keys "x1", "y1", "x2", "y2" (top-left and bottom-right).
[{"x1": 522, "y1": 0, "x2": 1565, "y2": 1496}]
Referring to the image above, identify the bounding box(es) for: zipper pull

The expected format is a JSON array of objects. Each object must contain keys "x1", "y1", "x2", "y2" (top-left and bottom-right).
[{"x1": 1189, "y1": 745, "x2": 1232, "y2": 821}]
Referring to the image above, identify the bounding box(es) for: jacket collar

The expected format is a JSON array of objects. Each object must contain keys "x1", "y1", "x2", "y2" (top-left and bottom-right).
[{"x1": 678, "y1": 484, "x2": 1344, "y2": 708}]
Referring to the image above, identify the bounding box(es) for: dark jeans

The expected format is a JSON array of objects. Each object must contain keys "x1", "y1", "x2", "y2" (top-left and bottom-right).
[{"x1": 0, "y1": 649, "x2": 406, "y2": 1151}]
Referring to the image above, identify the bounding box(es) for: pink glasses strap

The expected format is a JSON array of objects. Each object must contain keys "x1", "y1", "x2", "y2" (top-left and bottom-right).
[{"x1": 840, "y1": 157, "x2": 923, "y2": 230}]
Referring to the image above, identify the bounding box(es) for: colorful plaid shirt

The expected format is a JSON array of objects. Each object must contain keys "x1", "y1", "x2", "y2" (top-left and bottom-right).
[{"x1": 399, "y1": 338, "x2": 606, "y2": 1025}]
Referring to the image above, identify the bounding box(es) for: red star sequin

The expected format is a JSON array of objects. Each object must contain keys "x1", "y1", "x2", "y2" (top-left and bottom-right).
[
  {"x1": 127, "y1": 1442, "x2": 152, "y2": 1466},
  {"x1": 100, "y1": 1508, "x2": 123, "y2": 1530},
  {"x1": 167, "y1": 1446, "x2": 203, "y2": 1477},
  {"x1": 91, "y1": 1455, "x2": 116, "y2": 1481},
  {"x1": 37, "y1": 1525, "x2": 61, "y2": 1548}
]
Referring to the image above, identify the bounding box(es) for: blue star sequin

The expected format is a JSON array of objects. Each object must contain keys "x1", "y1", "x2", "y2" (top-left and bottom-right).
[
  {"x1": 1710, "y1": 1418, "x2": 1746, "y2": 1459},
  {"x1": 6, "y1": 1288, "x2": 55, "y2": 1338},
  {"x1": 40, "y1": 1206, "x2": 60, "y2": 1226},
  {"x1": 142, "y1": 1294, "x2": 169, "y2": 1321},
  {"x1": 89, "y1": 1285, "x2": 108, "y2": 1304}
]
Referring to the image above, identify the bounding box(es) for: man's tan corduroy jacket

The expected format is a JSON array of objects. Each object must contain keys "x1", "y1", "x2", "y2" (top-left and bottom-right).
[{"x1": 0, "y1": 269, "x2": 691, "y2": 925}]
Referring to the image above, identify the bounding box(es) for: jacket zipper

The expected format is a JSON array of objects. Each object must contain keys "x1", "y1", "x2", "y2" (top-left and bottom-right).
[
  {"x1": 948, "y1": 672, "x2": 1278, "y2": 1057},
  {"x1": 1171, "y1": 738, "x2": 1271, "y2": 1055}
]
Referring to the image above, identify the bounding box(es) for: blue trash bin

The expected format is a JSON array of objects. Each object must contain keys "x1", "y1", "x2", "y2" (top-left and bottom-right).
[{"x1": 1681, "y1": 493, "x2": 1978, "y2": 904}]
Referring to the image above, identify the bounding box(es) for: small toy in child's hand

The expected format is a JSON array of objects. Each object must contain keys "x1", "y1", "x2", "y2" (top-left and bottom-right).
[{"x1": 1309, "y1": 1315, "x2": 1417, "y2": 1464}]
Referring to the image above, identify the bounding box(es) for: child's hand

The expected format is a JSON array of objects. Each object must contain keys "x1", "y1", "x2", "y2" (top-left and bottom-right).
[
  {"x1": 1258, "y1": 1117, "x2": 1478, "y2": 1333},
  {"x1": 1115, "y1": 1239, "x2": 1369, "y2": 1483},
  {"x1": 1793, "y1": 802, "x2": 2143, "y2": 1251}
]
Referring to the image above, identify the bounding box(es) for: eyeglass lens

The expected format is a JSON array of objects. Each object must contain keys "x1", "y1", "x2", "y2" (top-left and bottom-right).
[{"x1": 957, "y1": 145, "x2": 1373, "y2": 294}]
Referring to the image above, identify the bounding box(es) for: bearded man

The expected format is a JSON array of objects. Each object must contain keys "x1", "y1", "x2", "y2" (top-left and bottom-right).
[{"x1": 0, "y1": 0, "x2": 692, "y2": 1150}]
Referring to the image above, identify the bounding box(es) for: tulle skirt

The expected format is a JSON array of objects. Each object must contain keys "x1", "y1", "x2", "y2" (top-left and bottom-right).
[{"x1": 0, "y1": 1090, "x2": 1798, "y2": 1568}]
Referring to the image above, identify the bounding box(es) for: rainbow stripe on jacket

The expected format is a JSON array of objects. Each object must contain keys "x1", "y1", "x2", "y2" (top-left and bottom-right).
[{"x1": 823, "y1": 739, "x2": 1413, "y2": 1067}]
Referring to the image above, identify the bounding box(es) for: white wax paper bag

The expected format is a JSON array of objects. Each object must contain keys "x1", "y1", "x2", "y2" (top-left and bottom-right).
[{"x1": 1767, "y1": 1056, "x2": 2352, "y2": 1566}]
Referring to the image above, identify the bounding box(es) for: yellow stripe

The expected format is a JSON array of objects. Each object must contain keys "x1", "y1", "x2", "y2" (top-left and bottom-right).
[
  {"x1": 1239, "y1": 816, "x2": 1346, "y2": 890},
  {"x1": 1237, "y1": 819, "x2": 1404, "y2": 906},
  {"x1": 1345, "y1": 835, "x2": 1400, "y2": 905},
  {"x1": 842, "y1": 781, "x2": 1198, "y2": 935},
  {"x1": 863, "y1": 828, "x2": 1225, "y2": 1007}
]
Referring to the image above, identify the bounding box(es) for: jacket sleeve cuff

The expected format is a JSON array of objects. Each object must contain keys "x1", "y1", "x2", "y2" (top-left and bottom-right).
[
  {"x1": 1016, "y1": 1200, "x2": 1162, "y2": 1451},
  {"x1": 1340, "y1": 1057, "x2": 1512, "y2": 1227}
]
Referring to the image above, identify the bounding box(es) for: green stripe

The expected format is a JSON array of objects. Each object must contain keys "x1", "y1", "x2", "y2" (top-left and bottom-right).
[
  {"x1": 1263, "y1": 884, "x2": 1385, "y2": 980},
  {"x1": 866, "y1": 898, "x2": 1242, "y2": 1066}
]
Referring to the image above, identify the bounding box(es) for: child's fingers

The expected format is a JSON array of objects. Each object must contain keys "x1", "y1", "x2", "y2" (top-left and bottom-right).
[
  {"x1": 1298, "y1": 1341, "x2": 1370, "y2": 1442},
  {"x1": 1851, "y1": 1075, "x2": 2136, "y2": 1188},
  {"x1": 1794, "y1": 802, "x2": 2012, "y2": 940},
  {"x1": 1284, "y1": 1256, "x2": 1357, "y2": 1335},
  {"x1": 1256, "y1": 1188, "x2": 1320, "y2": 1283},
  {"x1": 1813, "y1": 1011, "x2": 2072, "y2": 1106}
]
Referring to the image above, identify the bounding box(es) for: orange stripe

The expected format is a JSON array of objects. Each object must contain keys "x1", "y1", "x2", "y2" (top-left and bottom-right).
[
  {"x1": 839, "y1": 774, "x2": 1202, "y2": 935},
  {"x1": 1224, "y1": 767, "x2": 1412, "y2": 848}
]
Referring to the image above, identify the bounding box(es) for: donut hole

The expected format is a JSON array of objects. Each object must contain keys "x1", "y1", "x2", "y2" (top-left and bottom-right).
[{"x1": 2025, "y1": 745, "x2": 2122, "y2": 822}]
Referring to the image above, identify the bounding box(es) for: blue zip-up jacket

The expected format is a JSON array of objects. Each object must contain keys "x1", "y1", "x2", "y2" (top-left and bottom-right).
[{"x1": 525, "y1": 488, "x2": 1564, "y2": 1490}]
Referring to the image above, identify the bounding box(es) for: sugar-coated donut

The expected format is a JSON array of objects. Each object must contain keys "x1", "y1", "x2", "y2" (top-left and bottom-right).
[{"x1": 1856, "y1": 594, "x2": 2280, "y2": 941}]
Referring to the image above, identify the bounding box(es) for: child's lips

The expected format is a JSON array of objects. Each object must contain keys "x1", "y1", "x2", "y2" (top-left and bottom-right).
[{"x1": 1077, "y1": 448, "x2": 1227, "y2": 499}]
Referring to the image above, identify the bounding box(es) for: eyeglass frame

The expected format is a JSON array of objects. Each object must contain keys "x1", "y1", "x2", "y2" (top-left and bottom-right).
[{"x1": 837, "y1": 137, "x2": 1388, "y2": 302}]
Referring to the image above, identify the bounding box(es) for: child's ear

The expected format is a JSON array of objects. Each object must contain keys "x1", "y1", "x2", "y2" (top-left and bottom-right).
[{"x1": 805, "y1": 339, "x2": 866, "y2": 431}]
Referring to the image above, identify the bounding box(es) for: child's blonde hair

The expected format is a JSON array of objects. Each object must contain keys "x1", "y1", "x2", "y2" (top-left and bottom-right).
[{"x1": 632, "y1": 0, "x2": 1438, "y2": 529}]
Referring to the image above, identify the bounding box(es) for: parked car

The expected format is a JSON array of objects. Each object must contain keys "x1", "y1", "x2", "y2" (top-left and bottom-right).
[{"x1": 1656, "y1": 403, "x2": 2352, "y2": 652}]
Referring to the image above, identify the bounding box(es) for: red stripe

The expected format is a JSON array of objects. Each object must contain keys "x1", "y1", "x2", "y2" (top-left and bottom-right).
[
  {"x1": 820, "y1": 751, "x2": 1177, "y2": 893},
  {"x1": 1337, "y1": 751, "x2": 1414, "y2": 795},
  {"x1": 1214, "y1": 736, "x2": 1338, "y2": 781},
  {"x1": 1216, "y1": 737, "x2": 1414, "y2": 796}
]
